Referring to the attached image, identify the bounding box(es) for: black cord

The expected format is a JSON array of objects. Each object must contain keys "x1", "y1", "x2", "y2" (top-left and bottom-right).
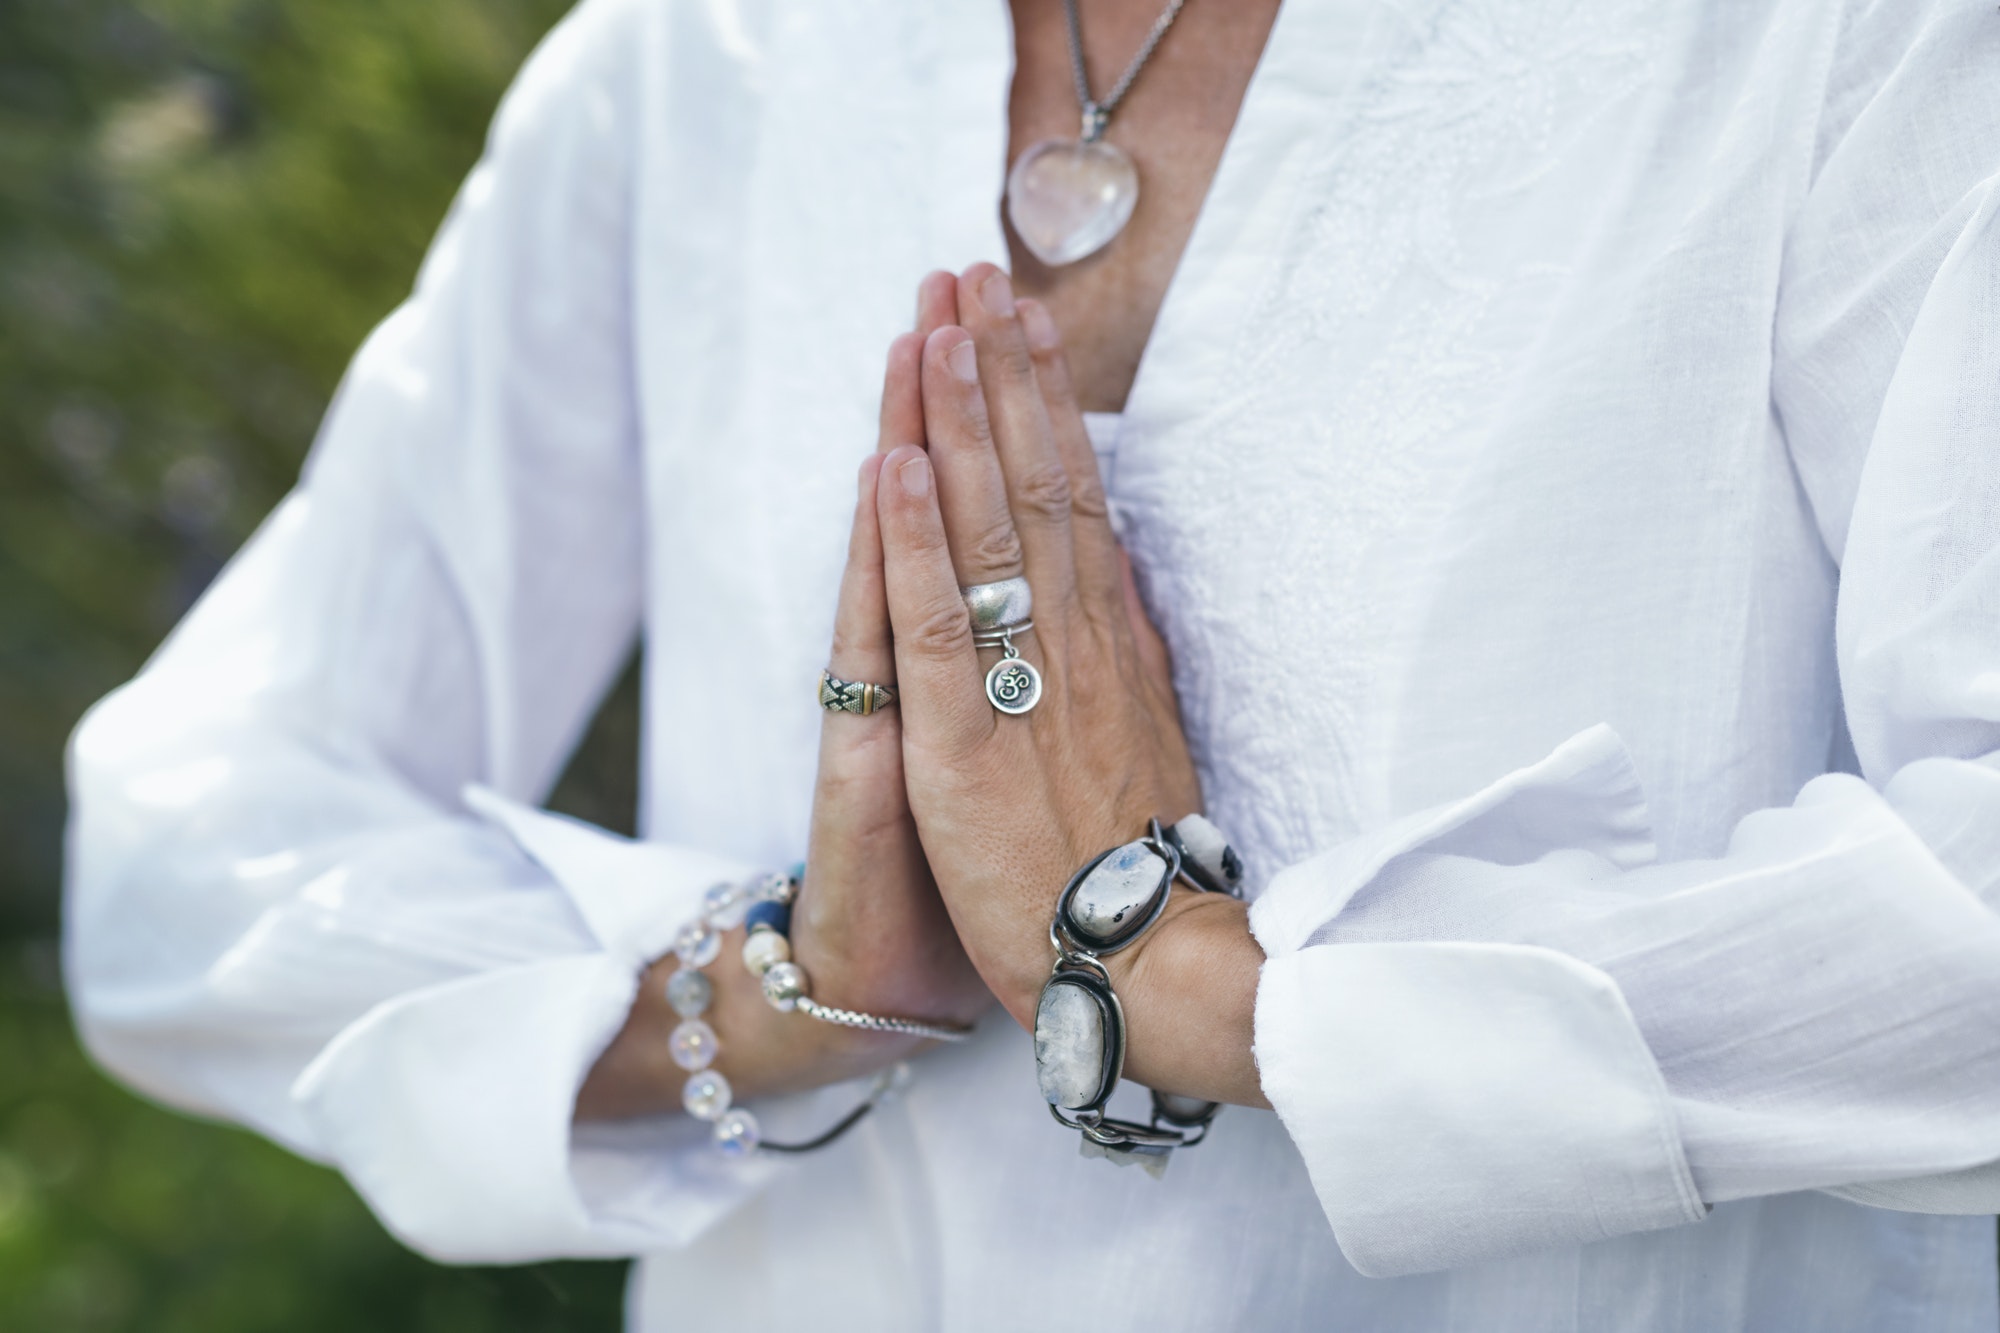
[{"x1": 758, "y1": 1098, "x2": 878, "y2": 1154}]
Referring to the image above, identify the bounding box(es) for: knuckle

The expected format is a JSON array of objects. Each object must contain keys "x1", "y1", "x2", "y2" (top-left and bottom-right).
[
  {"x1": 967, "y1": 521, "x2": 1025, "y2": 573},
  {"x1": 952, "y1": 392, "x2": 996, "y2": 448},
  {"x1": 827, "y1": 622, "x2": 878, "y2": 663},
  {"x1": 909, "y1": 600, "x2": 975, "y2": 657},
  {"x1": 1067, "y1": 474, "x2": 1111, "y2": 523},
  {"x1": 1031, "y1": 345, "x2": 1076, "y2": 395},
  {"x1": 1011, "y1": 461, "x2": 1073, "y2": 523},
  {"x1": 901, "y1": 506, "x2": 952, "y2": 556},
  {"x1": 993, "y1": 337, "x2": 1037, "y2": 383}
]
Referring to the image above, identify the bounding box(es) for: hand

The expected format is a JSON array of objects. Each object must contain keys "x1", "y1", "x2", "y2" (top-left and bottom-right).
[
  {"x1": 873, "y1": 265, "x2": 1267, "y2": 1108},
  {"x1": 579, "y1": 277, "x2": 990, "y2": 1118}
]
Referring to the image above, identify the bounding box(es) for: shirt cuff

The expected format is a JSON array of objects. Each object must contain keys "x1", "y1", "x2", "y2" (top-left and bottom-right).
[
  {"x1": 292, "y1": 791, "x2": 774, "y2": 1262},
  {"x1": 1823, "y1": 1160, "x2": 2000, "y2": 1215},
  {"x1": 1248, "y1": 725, "x2": 1705, "y2": 1277}
]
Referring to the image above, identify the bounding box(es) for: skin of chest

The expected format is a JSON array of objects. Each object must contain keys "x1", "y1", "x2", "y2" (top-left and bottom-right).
[{"x1": 1006, "y1": 0, "x2": 1282, "y2": 411}]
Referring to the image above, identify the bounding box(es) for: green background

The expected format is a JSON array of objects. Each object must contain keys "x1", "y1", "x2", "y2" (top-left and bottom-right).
[{"x1": 0, "y1": 0, "x2": 639, "y2": 1326}]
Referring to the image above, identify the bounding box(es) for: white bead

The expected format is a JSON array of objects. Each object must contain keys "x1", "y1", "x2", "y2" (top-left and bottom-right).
[
  {"x1": 760, "y1": 960, "x2": 809, "y2": 1012},
  {"x1": 673, "y1": 919, "x2": 722, "y2": 969},
  {"x1": 713, "y1": 1107, "x2": 761, "y2": 1157},
  {"x1": 669, "y1": 1018, "x2": 719, "y2": 1071},
  {"x1": 741, "y1": 928, "x2": 791, "y2": 977},
  {"x1": 664, "y1": 967, "x2": 712, "y2": 1018},
  {"x1": 681, "y1": 1069, "x2": 732, "y2": 1121}
]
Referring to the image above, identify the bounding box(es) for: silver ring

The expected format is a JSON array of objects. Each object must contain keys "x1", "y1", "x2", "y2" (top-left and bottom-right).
[
  {"x1": 819, "y1": 670, "x2": 897, "y2": 716},
  {"x1": 960, "y1": 577, "x2": 1034, "y2": 633},
  {"x1": 971, "y1": 618, "x2": 1034, "y2": 648}
]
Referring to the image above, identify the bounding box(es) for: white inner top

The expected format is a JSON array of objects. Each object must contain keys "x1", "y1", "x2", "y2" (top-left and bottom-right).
[{"x1": 1080, "y1": 409, "x2": 1123, "y2": 459}]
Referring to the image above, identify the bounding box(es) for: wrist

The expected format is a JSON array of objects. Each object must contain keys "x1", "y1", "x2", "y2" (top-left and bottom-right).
[
  {"x1": 1106, "y1": 890, "x2": 1269, "y2": 1109},
  {"x1": 1022, "y1": 819, "x2": 1268, "y2": 1113}
]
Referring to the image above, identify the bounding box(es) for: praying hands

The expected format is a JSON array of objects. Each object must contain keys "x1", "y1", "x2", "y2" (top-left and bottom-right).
[
  {"x1": 870, "y1": 265, "x2": 1269, "y2": 1111},
  {"x1": 581, "y1": 266, "x2": 1268, "y2": 1124}
]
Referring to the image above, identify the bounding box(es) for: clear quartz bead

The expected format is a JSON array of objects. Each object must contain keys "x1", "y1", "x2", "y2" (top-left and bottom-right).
[
  {"x1": 665, "y1": 967, "x2": 712, "y2": 1018},
  {"x1": 669, "y1": 1018, "x2": 719, "y2": 1072},
  {"x1": 673, "y1": 919, "x2": 722, "y2": 969},
  {"x1": 740, "y1": 928, "x2": 791, "y2": 977},
  {"x1": 750, "y1": 872, "x2": 795, "y2": 905},
  {"x1": 681, "y1": 1069, "x2": 732, "y2": 1121},
  {"x1": 701, "y1": 880, "x2": 749, "y2": 930},
  {"x1": 713, "y1": 1107, "x2": 761, "y2": 1157}
]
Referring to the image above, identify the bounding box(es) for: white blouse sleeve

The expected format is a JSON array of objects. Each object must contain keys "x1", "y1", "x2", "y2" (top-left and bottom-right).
[
  {"x1": 63, "y1": 0, "x2": 778, "y2": 1262},
  {"x1": 1249, "y1": 3, "x2": 2000, "y2": 1279}
]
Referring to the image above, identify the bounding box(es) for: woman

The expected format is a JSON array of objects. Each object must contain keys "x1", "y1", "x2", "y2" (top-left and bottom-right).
[{"x1": 65, "y1": 0, "x2": 2000, "y2": 1327}]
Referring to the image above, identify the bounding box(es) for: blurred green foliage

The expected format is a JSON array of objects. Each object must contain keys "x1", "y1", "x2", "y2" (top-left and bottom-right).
[{"x1": 0, "y1": 0, "x2": 636, "y2": 1325}]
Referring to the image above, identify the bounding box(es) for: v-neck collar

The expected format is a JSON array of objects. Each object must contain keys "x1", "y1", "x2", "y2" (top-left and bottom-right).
[
  {"x1": 926, "y1": 0, "x2": 1389, "y2": 473},
  {"x1": 1121, "y1": 0, "x2": 1389, "y2": 448}
]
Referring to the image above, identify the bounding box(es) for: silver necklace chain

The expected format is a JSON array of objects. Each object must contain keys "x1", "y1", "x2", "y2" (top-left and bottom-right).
[{"x1": 1063, "y1": 0, "x2": 1189, "y2": 141}]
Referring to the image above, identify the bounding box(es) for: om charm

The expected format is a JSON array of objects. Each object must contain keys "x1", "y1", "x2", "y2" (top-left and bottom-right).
[
  {"x1": 978, "y1": 624, "x2": 1042, "y2": 715},
  {"x1": 985, "y1": 650, "x2": 1042, "y2": 715}
]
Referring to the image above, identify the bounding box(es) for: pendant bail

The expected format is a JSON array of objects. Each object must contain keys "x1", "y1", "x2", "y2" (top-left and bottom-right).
[{"x1": 1079, "y1": 102, "x2": 1108, "y2": 143}]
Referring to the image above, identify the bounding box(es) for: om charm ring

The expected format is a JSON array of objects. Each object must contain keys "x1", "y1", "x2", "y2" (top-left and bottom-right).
[
  {"x1": 819, "y1": 670, "x2": 896, "y2": 716},
  {"x1": 960, "y1": 577, "x2": 1034, "y2": 632},
  {"x1": 961, "y1": 578, "x2": 1041, "y2": 714}
]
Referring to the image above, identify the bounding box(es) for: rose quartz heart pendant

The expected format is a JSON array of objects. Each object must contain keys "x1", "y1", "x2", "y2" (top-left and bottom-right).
[{"x1": 1005, "y1": 137, "x2": 1140, "y2": 267}]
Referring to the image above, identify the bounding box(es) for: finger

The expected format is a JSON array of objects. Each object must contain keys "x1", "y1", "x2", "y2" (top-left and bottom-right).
[
  {"x1": 878, "y1": 332, "x2": 925, "y2": 454},
  {"x1": 915, "y1": 269, "x2": 958, "y2": 340},
  {"x1": 1017, "y1": 298, "x2": 1123, "y2": 625},
  {"x1": 875, "y1": 445, "x2": 991, "y2": 756},
  {"x1": 827, "y1": 453, "x2": 897, "y2": 695},
  {"x1": 1120, "y1": 547, "x2": 1175, "y2": 695},
  {"x1": 920, "y1": 326, "x2": 1029, "y2": 594},
  {"x1": 955, "y1": 264, "x2": 1078, "y2": 615}
]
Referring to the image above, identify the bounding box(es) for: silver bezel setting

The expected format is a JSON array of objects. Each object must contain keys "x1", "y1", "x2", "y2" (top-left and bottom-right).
[
  {"x1": 1034, "y1": 960, "x2": 1125, "y2": 1113},
  {"x1": 1053, "y1": 833, "x2": 1179, "y2": 956}
]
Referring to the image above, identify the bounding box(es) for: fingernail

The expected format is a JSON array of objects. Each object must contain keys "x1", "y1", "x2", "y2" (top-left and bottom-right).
[
  {"x1": 979, "y1": 269, "x2": 1015, "y2": 317},
  {"x1": 915, "y1": 271, "x2": 946, "y2": 326},
  {"x1": 858, "y1": 455, "x2": 877, "y2": 494},
  {"x1": 947, "y1": 339, "x2": 979, "y2": 383},
  {"x1": 1019, "y1": 300, "x2": 1059, "y2": 351},
  {"x1": 899, "y1": 454, "x2": 931, "y2": 497}
]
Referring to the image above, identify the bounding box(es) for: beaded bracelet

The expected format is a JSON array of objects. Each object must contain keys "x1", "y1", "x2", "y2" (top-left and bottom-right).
[
  {"x1": 739, "y1": 895, "x2": 976, "y2": 1044},
  {"x1": 662, "y1": 867, "x2": 971, "y2": 1157}
]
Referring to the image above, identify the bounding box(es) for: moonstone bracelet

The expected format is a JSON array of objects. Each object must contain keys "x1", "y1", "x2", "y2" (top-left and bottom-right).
[{"x1": 1032, "y1": 815, "x2": 1243, "y2": 1177}]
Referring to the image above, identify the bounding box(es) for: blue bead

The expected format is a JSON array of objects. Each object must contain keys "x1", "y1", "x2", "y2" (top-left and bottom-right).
[{"x1": 744, "y1": 900, "x2": 792, "y2": 937}]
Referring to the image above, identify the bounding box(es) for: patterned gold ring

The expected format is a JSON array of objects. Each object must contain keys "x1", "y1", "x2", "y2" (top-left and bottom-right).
[{"x1": 818, "y1": 670, "x2": 897, "y2": 716}]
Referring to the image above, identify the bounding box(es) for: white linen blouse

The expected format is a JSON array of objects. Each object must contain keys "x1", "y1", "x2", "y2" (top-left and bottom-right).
[{"x1": 64, "y1": 0, "x2": 2000, "y2": 1327}]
